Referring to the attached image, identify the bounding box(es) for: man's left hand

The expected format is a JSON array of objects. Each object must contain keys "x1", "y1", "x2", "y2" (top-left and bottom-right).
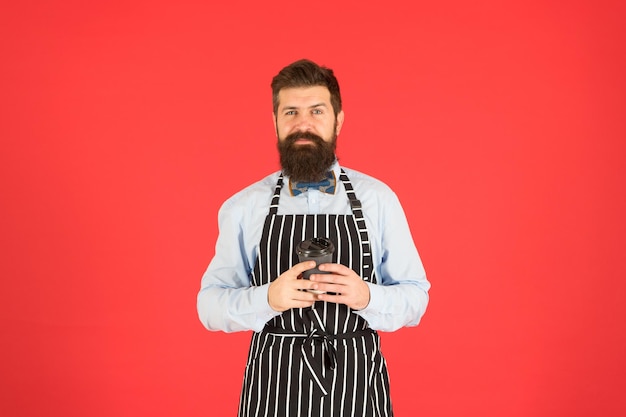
[{"x1": 308, "y1": 263, "x2": 370, "y2": 310}]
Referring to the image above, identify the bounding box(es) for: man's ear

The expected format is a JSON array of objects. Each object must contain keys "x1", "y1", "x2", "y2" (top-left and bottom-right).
[
  {"x1": 336, "y1": 111, "x2": 345, "y2": 135},
  {"x1": 272, "y1": 113, "x2": 277, "y2": 137}
]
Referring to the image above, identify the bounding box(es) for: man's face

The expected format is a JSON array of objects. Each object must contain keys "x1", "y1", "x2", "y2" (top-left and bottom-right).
[{"x1": 274, "y1": 86, "x2": 345, "y2": 182}]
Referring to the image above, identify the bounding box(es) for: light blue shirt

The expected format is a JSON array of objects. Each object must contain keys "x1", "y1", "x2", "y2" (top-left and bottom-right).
[{"x1": 197, "y1": 162, "x2": 430, "y2": 333}]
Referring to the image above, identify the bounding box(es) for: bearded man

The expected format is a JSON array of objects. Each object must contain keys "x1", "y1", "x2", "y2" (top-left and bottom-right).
[{"x1": 197, "y1": 59, "x2": 430, "y2": 417}]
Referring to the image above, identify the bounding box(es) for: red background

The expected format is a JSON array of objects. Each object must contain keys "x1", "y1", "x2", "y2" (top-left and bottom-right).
[{"x1": 2, "y1": 1, "x2": 625, "y2": 416}]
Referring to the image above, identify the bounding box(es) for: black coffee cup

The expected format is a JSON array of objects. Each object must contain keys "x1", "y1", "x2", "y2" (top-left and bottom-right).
[{"x1": 296, "y1": 237, "x2": 335, "y2": 282}]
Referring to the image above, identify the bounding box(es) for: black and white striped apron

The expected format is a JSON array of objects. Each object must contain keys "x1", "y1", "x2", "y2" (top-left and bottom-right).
[{"x1": 238, "y1": 170, "x2": 393, "y2": 417}]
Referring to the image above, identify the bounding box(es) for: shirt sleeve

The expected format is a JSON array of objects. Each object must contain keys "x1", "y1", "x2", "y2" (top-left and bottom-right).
[
  {"x1": 353, "y1": 188, "x2": 430, "y2": 332},
  {"x1": 196, "y1": 196, "x2": 281, "y2": 333}
]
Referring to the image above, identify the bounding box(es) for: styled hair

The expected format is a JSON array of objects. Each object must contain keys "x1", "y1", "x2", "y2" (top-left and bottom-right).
[{"x1": 271, "y1": 59, "x2": 342, "y2": 116}]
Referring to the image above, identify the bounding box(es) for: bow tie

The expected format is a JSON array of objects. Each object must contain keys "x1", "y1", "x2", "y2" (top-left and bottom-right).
[{"x1": 289, "y1": 171, "x2": 336, "y2": 196}]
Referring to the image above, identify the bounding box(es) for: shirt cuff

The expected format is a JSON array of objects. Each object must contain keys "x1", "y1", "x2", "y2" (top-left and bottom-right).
[
  {"x1": 251, "y1": 284, "x2": 282, "y2": 331},
  {"x1": 356, "y1": 282, "x2": 384, "y2": 314}
]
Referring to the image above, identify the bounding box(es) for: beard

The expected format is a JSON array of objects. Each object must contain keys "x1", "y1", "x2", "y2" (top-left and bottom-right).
[{"x1": 277, "y1": 129, "x2": 337, "y2": 182}]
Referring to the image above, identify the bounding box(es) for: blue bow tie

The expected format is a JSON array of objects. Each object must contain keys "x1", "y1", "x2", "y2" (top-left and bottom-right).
[{"x1": 289, "y1": 171, "x2": 336, "y2": 196}]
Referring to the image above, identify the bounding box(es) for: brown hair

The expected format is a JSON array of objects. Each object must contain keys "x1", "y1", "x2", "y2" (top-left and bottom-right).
[{"x1": 271, "y1": 59, "x2": 342, "y2": 116}]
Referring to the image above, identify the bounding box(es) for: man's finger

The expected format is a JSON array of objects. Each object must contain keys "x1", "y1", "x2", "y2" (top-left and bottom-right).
[{"x1": 292, "y1": 260, "x2": 317, "y2": 274}]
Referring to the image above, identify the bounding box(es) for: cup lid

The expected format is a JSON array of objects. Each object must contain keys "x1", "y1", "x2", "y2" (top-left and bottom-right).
[{"x1": 297, "y1": 237, "x2": 335, "y2": 256}]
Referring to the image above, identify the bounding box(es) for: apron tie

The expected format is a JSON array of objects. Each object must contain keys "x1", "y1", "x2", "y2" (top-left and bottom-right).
[
  {"x1": 264, "y1": 309, "x2": 374, "y2": 396},
  {"x1": 300, "y1": 327, "x2": 336, "y2": 395},
  {"x1": 304, "y1": 328, "x2": 337, "y2": 370}
]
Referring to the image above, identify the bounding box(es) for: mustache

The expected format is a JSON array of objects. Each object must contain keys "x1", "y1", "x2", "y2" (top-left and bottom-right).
[{"x1": 284, "y1": 131, "x2": 325, "y2": 144}]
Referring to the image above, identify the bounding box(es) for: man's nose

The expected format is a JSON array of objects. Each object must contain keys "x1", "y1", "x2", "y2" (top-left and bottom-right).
[{"x1": 294, "y1": 113, "x2": 313, "y2": 130}]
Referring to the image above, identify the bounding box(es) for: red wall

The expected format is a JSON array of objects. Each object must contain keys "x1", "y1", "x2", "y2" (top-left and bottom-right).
[{"x1": 2, "y1": 1, "x2": 625, "y2": 416}]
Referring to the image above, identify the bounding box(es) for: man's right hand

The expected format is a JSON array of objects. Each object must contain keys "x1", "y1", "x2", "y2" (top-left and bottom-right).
[{"x1": 267, "y1": 261, "x2": 320, "y2": 312}]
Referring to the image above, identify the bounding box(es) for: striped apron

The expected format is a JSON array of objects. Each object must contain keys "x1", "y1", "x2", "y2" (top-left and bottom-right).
[{"x1": 238, "y1": 170, "x2": 393, "y2": 417}]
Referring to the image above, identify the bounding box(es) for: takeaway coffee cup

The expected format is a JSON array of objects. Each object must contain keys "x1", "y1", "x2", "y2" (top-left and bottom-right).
[{"x1": 296, "y1": 237, "x2": 335, "y2": 280}]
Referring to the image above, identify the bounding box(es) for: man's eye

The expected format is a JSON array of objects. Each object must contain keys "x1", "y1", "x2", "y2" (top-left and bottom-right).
[
  {"x1": 285, "y1": 110, "x2": 296, "y2": 116},
  {"x1": 312, "y1": 109, "x2": 323, "y2": 115}
]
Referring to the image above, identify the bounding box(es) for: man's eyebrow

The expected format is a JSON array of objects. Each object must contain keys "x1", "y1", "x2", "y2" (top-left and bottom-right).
[{"x1": 281, "y1": 103, "x2": 328, "y2": 110}]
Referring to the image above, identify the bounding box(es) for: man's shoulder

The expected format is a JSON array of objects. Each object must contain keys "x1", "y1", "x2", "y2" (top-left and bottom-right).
[
  {"x1": 340, "y1": 166, "x2": 404, "y2": 215},
  {"x1": 222, "y1": 171, "x2": 279, "y2": 208},
  {"x1": 341, "y1": 166, "x2": 394, "y2": 194}
]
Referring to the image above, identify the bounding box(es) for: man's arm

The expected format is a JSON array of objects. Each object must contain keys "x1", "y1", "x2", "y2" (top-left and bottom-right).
[
  {"x1": 353, "y1": 190, "x2": 430, "y2": 331},
  {"x1": 196, "y1": 198, "x2": 280, "y2": 333}
]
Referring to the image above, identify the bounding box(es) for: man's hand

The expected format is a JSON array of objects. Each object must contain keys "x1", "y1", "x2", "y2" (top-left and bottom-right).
[
  {"x1": 268, "y1": 261, "x2": 319, "y2": 312},
  {"x1": 309, "y1": 264, "x2": 371, "y2": 310}
]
